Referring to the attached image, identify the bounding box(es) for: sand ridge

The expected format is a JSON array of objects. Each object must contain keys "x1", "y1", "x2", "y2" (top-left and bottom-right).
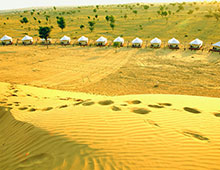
[{"x1": 1, "y1": 82, "x2": 220, "y2": 169}]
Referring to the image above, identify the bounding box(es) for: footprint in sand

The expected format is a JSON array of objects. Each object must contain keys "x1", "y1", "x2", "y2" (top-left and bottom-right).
[
  {"x1": 182, "y1": 130, "x2": 209, "y2": 141},
  {"x1": 18, "y1": 153, "x2": 54, "y2": 169},
  {"x1": 213, "y1": 113, "x2": 220, "y2": 117},
  {"x1": 145, "y1": 119, "x2": 160, "y2": 127},
  {"x1": 158, "y1": 103, "x2": 172, "y2": 106},
  {"x1": 111, "y1": 106, "x2": 121, "y2": 111},
  {"x1": 127, "y1": 100, "x2": 142, "y2": 104},
  {"x1": 120, "y1": 104, "x2": 128, "y2": 106},
  {"x1": 82, "y1": 101, "x2": 95, "y2": 106},
  {"x1": 132, "y1": 108, "x2": 151, "y2": 114},
  {"x1": 148, "y1": 104, "x2": 164, "y2": 109},
  {"x1": 59, "y1": 105, "x2": 68, "y2": 109},
  {"x1": 98, "y1": 100, "x2": 114, "y2": 106},
  {"x1": 19, "y1": 106, "x2": 28, "y2": 110},
  {"x1": 28, "y1": 108, "x2": 37, "y2": 112},
  {"x1": 42, "y1": 107, "x2": 53, "y2": 111},
  {"x1": 11, "y1": 94, "x2": 18, "y2": 97},
  {"x1": 183, "y1": 107, "x2": 201, "y2": 114},
  {"x1": 13, "y1": 89, "x2": 18, "y2": 93},
  {"x1": 26, "y1": 94, "x2": 32, "y2": 97}
]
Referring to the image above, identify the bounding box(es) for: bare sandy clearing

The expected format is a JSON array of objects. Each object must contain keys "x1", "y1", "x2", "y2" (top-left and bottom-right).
[{"x1": 0, "y1": 46, "x2": 220, "y2": 97}]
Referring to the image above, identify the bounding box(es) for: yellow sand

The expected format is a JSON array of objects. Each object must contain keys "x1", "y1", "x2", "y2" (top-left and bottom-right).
[{"x1": 0, "y1": 81, "x2": 220, "y2": 170}]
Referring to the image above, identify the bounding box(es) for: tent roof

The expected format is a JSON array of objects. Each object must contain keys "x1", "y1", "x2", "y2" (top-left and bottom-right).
[
  {"x1": 1, "y1": 35, "x2": 12, "y2": 41},
  {"x1": 132, "y1": 37, "x2": 143, "y2": 44},
  {"x1": 190, "y1": 38, "x2": 203, "y2": 45},
  {"x1": 22, "y1": 35, "x2": 33, "y2": 41},
  {"x1": 60, "y1": 35, "x2": 70, "y2": 41},
  {"x1": 151, "y1": 37, "x2": 161, "y2": 44},
  {"x1": 113, "y1": 37, "x2": 124, "y2": 43},
  {"x1": 212, "y1": 41, "x2": 220, "y2": 47},
  {"x1": 168, "y1": 38, "x2": 180, "y2": 45},
  {"x1": 78, "y1": 36, "x2": 88, "y2": 42},
  {"x1": 96, "y1": 36, "x2": 107, "y2": 42},
  {"x1": 40, "y1": 38, "x2": 52, "y2": 41}
]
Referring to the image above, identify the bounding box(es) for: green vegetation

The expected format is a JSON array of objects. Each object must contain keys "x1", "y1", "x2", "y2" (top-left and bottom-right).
[
  {"x1": 20, "y1": 17, "x2": 28, "y2": 24},
  {"x1": 56, "y1": 17, "x2": 66, "y2": 31},
  {"x1": 0, "y1": 2, "x2": 220, "y2": 44},
  {"x1": 38, "y1": 26, "x2": 51, "y2": 41}
]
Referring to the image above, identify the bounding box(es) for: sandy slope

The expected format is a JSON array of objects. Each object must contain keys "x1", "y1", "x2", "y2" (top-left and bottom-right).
[{"x1": 0, "y1": 81, "x2": 220, "y2": 170}]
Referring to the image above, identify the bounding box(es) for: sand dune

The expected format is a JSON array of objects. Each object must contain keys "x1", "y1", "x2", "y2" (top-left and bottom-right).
[{"x1": 1, "y1": 82, "x2": 220, "y2": 170}]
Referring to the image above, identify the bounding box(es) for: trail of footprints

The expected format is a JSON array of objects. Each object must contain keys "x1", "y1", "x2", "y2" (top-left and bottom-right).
[{"x1": 0, "y1": 84, "x2": 219, "y2": 142}]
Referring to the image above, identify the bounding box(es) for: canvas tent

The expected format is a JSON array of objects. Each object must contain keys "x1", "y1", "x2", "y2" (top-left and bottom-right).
[
  {"x1": 113, "y1": 37, "x2": 124, "y2": 46},
  {"x1": 1, "y1": 35, "x2": 13, "y2": 45},
  {"x1": 22, "y1": 35, "x2": 33, "y2": 45},
  {"x1": 60, "y1": 35, "x2": 71, "y2": 45},
  {"x1": 150, "y1": 37, "x2": 161, "y2": 48},
  {"x1": 96, "y1": 36, "x2": 107, "y2": 46},
  {"x1": 189, "y1": 38, "x2": 203, "y2": 49},
  {"x1": 40, "y1": 38, "x2": 52, "y2": 44},
  {"x1": 212, "y1": 41, "x2": 220, "y2": 50},
  {"x1": 168, "y1": 38, "x2": 180, "y2": 49},
  {"x1": 132, "y1": 37, "x2": 143, "y2": 47},
  {"x1": 78, "y1": 36, "x2": 89, "y2": 45}
]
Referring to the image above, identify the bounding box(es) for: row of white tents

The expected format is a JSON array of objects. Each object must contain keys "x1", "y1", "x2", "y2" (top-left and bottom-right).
[{"x1": 1, "y1": 35, "x2": 220, "y2": 50}]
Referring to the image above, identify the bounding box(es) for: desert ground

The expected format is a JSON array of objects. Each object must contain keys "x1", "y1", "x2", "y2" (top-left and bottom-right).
[
  {"x1": 1, "y1": 1, "x2": 220, "y2": 170},
  {"x1": 0, "y1": 45, "x2": 220, "y2": 97}
]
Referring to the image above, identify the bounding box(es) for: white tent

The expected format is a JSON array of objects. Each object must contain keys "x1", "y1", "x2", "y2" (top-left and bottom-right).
[
  {"x1": 60, "y1": 35, "x2": 71, "y2": 44},
  {"x1": 113, "y1": 36, "x2": 124, "y2": 46},
  {"x1": 96, "y1": 36, "x2": 107, "y2": 46},
  {"x1": 132, "y1": 37, "x2": 143, "y2": 47},
  {"x1": 78, "y1": 36, "x2": 88, "y2": 45},
  {"x1": 190, "y1": 38, "x2": 203, "y2": 48},
  {"x1": 168, "y1": 38, "x2": 180, "y2": 45},
  {"x1": 168, "y1": 38, "x2": 180, "y2": 48},
  {"x1": 150, "y1": 37, "x2": 161, "y2": 47},
  {"x1": 40, "y1": 38, "x2": 52, "y2": 44},
  {"x1": 212, "y1": 41, "x2": 220, "y2": 50},
  {"x1": 1, "y1": 35, "x2": 12, "y2": 45},
  {"x1": 22, "y1": 35, "x2": 33, "y2": 45}
]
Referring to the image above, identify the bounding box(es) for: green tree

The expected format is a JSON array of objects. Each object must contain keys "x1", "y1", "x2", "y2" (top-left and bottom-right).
[
  {"x1": 105, "y1": 15, "x2": 109, "y2": 21},
  {"x1": 133, "y1": 10, "x2": 138, "y2": 15},
  {"x1": 95, "y1": 14, "x2": 98, "y2": 18},
  {"x1": 20, "y1": 17, "x2": 28, "y2": 24},
  {"x1": 110, "y1": 22, "x2": 115, "y2": 30},
  {"x1": 80, "y1": 24, "x2": 85, "y2": 30},
  {"x1": 93, "y1": 9, "x2": 97, "y2": 13},
  {"x1": 88, "y1": 21, "x2": 95, "y2": 32},
  {"x1": 109, "y1": 15, "x2": 115, "y2": 23},
  {"x1": 38, "y1": 26, "x2": 52, "y2": 48},
  {"x1": 39, "y1": 26, "x2": 51, "y2": 41},
  {"x1": 143, "y1": 5, "x2": 149, "y2": 10},
  {"x1": 57, "y1": 17, "x2": 66, "y2": 31}
]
